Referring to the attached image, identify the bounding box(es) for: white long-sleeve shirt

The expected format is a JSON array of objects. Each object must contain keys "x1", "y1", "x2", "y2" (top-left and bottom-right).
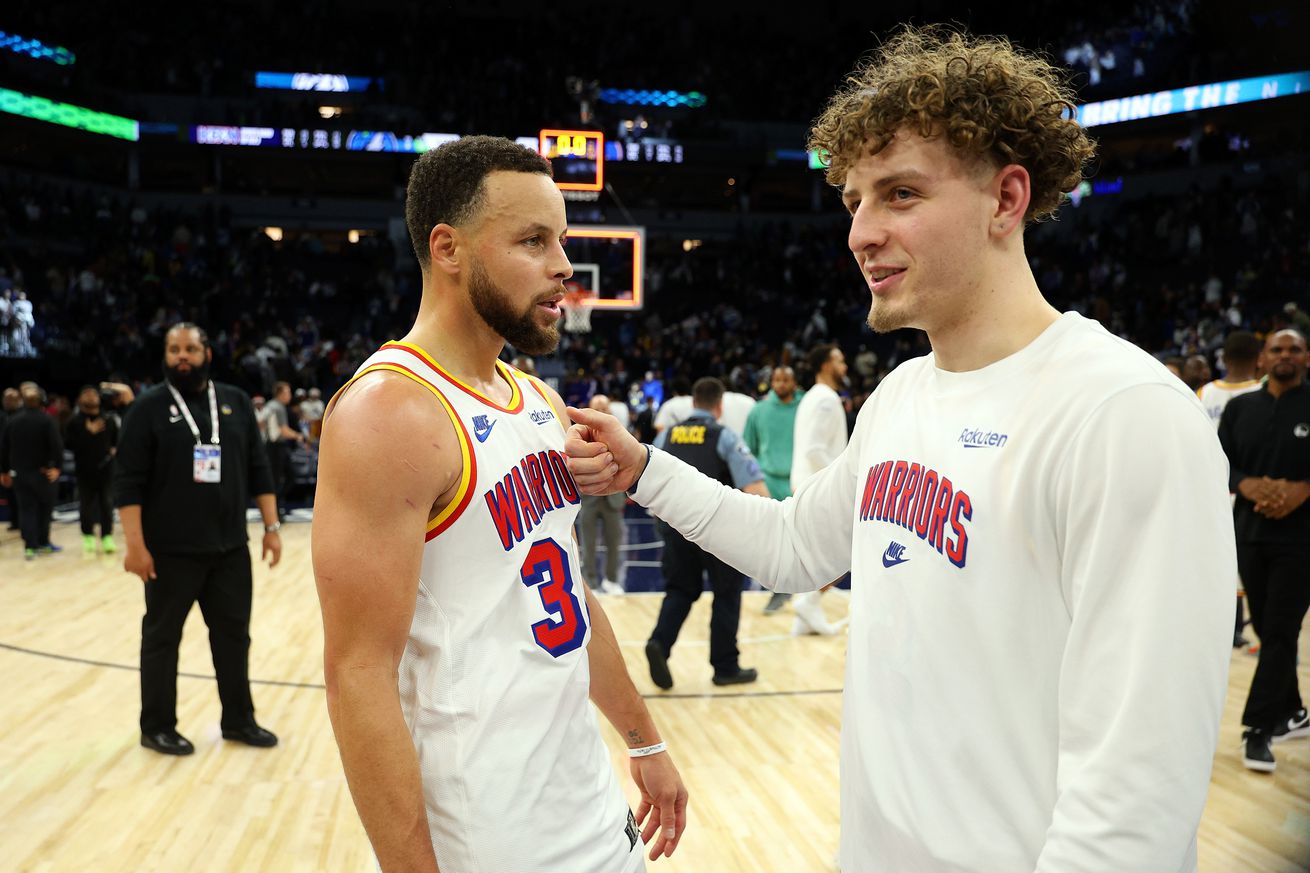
[
  {"x1": 790, "y1": 381, "x2": 848, "y2": 491},
  {"x1": 631, "y1": 313, "x2": 1233, "y2": 872}
]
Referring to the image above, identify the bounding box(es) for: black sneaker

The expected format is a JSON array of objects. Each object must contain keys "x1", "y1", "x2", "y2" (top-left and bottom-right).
[
  {"x1": 1233, "y1": 633, "x2": 1249, "y2": 649},
  {"x1": 712, "y1": 667, "x2": 759, "y2": 686},
  {"x1": 1272, "y1": 708, "x2": 1310, "y2": 744},
  {"x1": 645, "y1": 640, "x2": 673, "y2": 690},
  {"x1": 1242, "y1": 728, "x2": 1276, "y2": 772}
]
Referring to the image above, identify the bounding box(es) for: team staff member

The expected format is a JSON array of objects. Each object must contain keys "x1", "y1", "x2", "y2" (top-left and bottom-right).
[
  {"x1": 646, "y1": 377, "x2": 768, "y2": 690},
  {"x1": 0, "y1": 382, "x2": 62, "y2": 559},
  {"x1": 115, "y1": 323, "x2": 281, "y2": 756},
  {"x1": 1218, "y1": 328, "x2": 1310, "y2": 772}
]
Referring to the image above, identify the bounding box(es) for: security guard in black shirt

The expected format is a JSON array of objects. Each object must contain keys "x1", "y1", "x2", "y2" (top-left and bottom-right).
[
  {"x1": 114, "y1": 323, "x2": 282, "y2": 756},
  {"x1": 644, "y1": 378, "x2": 769, "y2": 690},
  {"x1": 1218, "y1": 328, "x2": 1310, "y2": 772}
]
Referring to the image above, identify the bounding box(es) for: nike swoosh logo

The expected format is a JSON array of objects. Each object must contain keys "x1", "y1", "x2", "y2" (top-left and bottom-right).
[
  {"x1": 474, "y1": 421, "x2": 496, "y2": 443},
  {"x1": 169, "y1": 416, "x2": 184, "y2": 423},
  {"x1": 882, "y1": 550, "x2": 908, "y2": 568}
]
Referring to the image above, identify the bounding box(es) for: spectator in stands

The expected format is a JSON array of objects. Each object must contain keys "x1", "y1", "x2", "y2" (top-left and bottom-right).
[{"x1": 64, "y1": 386, "x2": 119, "y2": 556}]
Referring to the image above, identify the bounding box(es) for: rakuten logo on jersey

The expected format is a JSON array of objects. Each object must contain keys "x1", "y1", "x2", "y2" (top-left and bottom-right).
[
  {"x1": 959, "y1": 427, "x2": 1008, "y2": 449},
  {"x1": 858, "y1": 460, "x2": 973, "y2": 568}
]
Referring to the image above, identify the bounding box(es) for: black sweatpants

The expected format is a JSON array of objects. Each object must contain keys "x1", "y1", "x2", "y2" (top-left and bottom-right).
[
  {"x1": 650, "y1": 524, "x2": 743, "y2": 675},
  {"x1": 77, "y1": 468, "x2": 114, "y2": 536},
  {"x1": 15, "y1": 470, "x2": 54, "y2": 550},
  {"x1": 140, "y1": 547, "x2": 257, "y2": 734},
  {"x1": 1237, "y1": 542, "x2": 1310, "y2": 731}
]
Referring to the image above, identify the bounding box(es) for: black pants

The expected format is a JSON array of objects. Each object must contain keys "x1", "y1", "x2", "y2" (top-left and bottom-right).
[
  {"x1": 14, "y1": 470, "x2": 54, "y2": 549},
  {"x1": 140, "y1": 547, "x2": 257, "y2": 734},
  {"x1": 650, "y1": 524, "x2": 743, "y2": 675},
  {"x1": 1237, "y1": 542, "x2": 1310, "y2": 731},
  {"x1": 77, "y1": 468, "x2": 114, "y2": 536}
]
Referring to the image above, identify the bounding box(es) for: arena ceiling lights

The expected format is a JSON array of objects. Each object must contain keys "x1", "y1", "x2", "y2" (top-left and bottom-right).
[
  {"x1": 598, "y1": 88, "x2": 706, "y2": 109},
  {"x1": 255, "y1": 71, "x2": 377, "y2": 92},
  {"x1": 0, "y1": 30, "x2": 75, "y2": 65},
  {"x1": 0, "y1": 87, "x2": 138, "y2": 140}
]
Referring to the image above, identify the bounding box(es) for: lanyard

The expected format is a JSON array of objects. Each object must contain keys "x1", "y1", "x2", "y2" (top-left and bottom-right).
[{"x1": 166, "y1": 380, "x2": 220, "y2": 446}]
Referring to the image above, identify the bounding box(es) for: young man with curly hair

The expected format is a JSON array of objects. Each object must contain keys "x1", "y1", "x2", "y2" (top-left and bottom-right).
[{"x1": 566, "y1": 26, "x2": 1234, "y2": 873}]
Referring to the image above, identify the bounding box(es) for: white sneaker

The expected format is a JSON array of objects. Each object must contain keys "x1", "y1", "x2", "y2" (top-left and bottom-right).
[
  {"x1": 792, "y1": 592, "x2": 839, "y2": 635},
  {"x1": 600, "y1": 578, "x2": 625, "y2": 596}
]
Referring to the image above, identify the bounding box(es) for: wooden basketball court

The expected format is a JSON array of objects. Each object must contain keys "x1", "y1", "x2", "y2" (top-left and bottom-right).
[{"x1": 2, "y1": 522, "x2": 1307, "y2": 872}]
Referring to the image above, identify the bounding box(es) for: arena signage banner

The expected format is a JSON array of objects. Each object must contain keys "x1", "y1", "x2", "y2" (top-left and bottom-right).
[
  {"x1": 0, "y1": 87, "x2": 138, "y2": 140},
  {"x1": 1077, "y1": 71, "x2": 1310, "y2": 127}
]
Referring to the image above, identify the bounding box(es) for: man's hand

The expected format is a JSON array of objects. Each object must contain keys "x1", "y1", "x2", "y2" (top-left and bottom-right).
[
  {"x1": 565, "y1": 406, "x2": 648, "y2": 494},
  {"x1": 262, "y1": 531, "x2": 282, "y2": 567},
  {"x1": 630, "y1": 753, "x2": 689, "y2": 860},
  {"x1": 1255, "y1": 479, "x2": 1310, "y2": 520},
  {"x1": 1238, "y1": 476, "x2": 1278, "y2": 506},
  {"x1": 43, "y1": 467, "x2": 59, "y2": 483},
  {"x1": 124, "y1": 545, "x2": 157, "y2": 582}
]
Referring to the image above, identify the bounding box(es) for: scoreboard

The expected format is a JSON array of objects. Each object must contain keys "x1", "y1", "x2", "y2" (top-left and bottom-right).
[{"x1": 539, "y1": 129, "x2": 604, "y2": 192}]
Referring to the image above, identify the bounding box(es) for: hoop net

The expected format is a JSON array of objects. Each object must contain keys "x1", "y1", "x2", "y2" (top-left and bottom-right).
[{"x1": 561, "y1": 286, "x2": 594, "y2": 333}]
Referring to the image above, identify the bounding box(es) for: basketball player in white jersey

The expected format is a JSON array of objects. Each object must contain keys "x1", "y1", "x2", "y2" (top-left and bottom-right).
[
  {"x1": 566, "y1": 27, "x2": 1234, "y2": 873},
  {"x1": 1198, "y1": 330, "x2": 1263, "y2": 647},
  {"x1": 312, "y1": 136, "x2": 686, "y2": 872}
]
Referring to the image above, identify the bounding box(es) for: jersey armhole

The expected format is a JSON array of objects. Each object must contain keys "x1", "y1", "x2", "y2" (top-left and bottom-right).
[{"x1": 325, "y1": 363, "x2": 478, "y2": 541}]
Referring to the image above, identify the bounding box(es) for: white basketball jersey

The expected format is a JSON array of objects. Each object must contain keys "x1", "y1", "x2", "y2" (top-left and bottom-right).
[
  {"x1": 1197, "y1": 378, "x2": 1261, "y2": 427},
  {"x1": 345, "y1": 341, "x2": 640, "y2": 872}
]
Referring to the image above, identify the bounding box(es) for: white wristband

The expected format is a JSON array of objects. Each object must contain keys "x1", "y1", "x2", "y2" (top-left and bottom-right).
[{"x1": 627, "y1": 742, "x2": 667, "y2": 758}]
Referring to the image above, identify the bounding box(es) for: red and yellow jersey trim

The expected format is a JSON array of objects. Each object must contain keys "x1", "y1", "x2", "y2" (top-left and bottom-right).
[
  {"x1": 332, "y1": 361, "x2": 477, "y2": 542},
  {"x1": 382, "y1": 340, "x2": 524, "y2": 414}
]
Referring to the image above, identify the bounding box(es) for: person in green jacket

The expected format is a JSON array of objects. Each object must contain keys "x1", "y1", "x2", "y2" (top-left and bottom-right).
[{"x1": 742, "y1": 365, "x2": 804, "y2": 613}]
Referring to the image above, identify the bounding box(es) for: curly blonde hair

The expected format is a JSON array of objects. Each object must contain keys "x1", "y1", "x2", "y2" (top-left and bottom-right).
[{"x1": 807, "y1": 25, "x2": 1095, "y2": 223}]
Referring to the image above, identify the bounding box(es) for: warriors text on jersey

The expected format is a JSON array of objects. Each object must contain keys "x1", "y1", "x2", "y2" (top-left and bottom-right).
[{"x1": 341, "y1": 341, "x2": 641, "y2": 872}]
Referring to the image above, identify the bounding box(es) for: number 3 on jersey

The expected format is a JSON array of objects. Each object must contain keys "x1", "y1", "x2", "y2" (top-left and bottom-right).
[{"x1": 519, "y1": 538, "x2": 588, "y2": 657}]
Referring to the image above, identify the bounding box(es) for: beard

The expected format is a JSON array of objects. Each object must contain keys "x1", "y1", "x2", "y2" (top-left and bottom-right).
[
  {"x1": 468, "y1": 259, "x2": 563, "y2": 356},
  {"x1": 164, "y1": 359, "x2": 210, "y2": 393},
  {"x1": 867, "y1": 299, "x2": 912, "y2": 334}
]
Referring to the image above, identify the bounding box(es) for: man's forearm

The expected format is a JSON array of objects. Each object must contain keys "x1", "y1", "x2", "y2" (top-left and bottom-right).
[
  {"x1": 327, "y1": 666, "x2": 440, "y2": 873},
  {"x1": 255, "y1": 493, "x2": 278, "y2": 527},
  {"x1": 585, "y1": 587, "x2": 662, "y2": 747},
  {"x1": 118, "y1": 504, "x2": 146, "y2": 550}
]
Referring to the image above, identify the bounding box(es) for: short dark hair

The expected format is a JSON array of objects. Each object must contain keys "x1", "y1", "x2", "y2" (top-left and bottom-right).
[
  {"x1": 692, "y1": 377, "x2": 725, "y2": 409},
  {"x1": 1223, "y1": 331, "x2": 1262, "y2": 366},
  {"x1": 404, "y1": 135, "x2": 554, "y2": 270},
  {"x1": 165, "y1": 322, "x2": 210, "y2": 349},
  {"x1": 807, "y1": 343, "x2": 838, "y2": 377}
]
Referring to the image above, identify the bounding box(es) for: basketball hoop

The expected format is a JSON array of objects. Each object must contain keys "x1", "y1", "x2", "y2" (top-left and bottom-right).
[{"x1": 561, "y1": 286, "x2": 593, "y2": 333}]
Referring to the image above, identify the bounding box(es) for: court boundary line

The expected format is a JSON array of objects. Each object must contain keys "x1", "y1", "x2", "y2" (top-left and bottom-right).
[{"x1": 0, "y1": 640, "x2": 843, "y2": 698}]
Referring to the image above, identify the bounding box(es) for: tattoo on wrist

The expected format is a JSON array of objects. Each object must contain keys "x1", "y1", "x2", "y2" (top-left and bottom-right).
[{"x1": 627, "y1": 729, "x2": 646, "y2": 746}]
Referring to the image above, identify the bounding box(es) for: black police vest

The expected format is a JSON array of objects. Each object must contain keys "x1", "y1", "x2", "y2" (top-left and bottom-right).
[{"x1": 663, "y1": 415, "x2": 733, "y2": 486}]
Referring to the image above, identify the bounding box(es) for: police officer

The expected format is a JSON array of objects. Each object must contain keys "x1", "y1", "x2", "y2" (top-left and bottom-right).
[
  {"x1": 1219, "y1": 328, "x2": 1310, "y2": 773},
  {"x1": 644, "y1": 377, "x2": 769, "y2": 689},
  {"x1": 115, "y1": 323, "x2": 281, "y2": 756}
]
